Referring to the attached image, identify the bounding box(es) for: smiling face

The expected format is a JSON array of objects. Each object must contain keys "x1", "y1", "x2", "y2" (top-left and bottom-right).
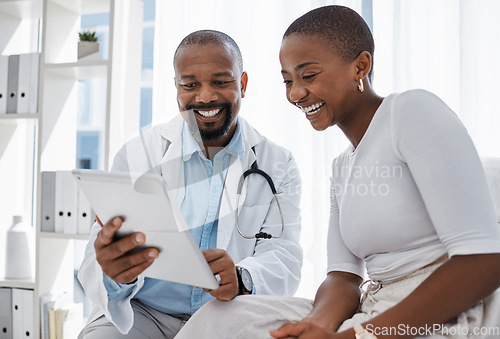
[
  {"x1": 174, "y1": 43, "x2": 247, "y2": 147},
  {"x1": 279, "y1": 34, "x2": 359, "y2": 131}
]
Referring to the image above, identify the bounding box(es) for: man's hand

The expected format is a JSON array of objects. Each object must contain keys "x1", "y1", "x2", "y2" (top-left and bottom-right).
[
  {"x1": 202, "y1": 248, "x2": 239, "y2": 301},
  {"x1": 94, "y1": 216, "x2": 159, "y2": 284}
]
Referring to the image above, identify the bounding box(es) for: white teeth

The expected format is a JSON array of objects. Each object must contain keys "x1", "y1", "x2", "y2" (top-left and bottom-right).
[
  {"x1": 300, "y1": 101, "x2": 325, "y2": 116},
  {"x1": 197, "y1": 109, "x2": 221, "y2": 118}
]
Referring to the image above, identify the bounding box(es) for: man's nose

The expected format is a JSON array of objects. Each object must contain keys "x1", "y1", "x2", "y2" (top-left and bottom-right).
[{"x1": 196, "y1": 86, "x2": 218, "y2": 103}]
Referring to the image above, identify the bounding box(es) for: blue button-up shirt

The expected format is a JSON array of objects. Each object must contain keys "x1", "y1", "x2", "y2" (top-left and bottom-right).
[{"x1": 103, "y1": 120, "x2": 245, "y2": 315}]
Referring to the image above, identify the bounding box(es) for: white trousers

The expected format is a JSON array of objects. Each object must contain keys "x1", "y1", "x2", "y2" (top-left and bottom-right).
[
  {"x1": 338, "y1": 256, "x2": 500, "y2": 338},
  {"x1": 175, "y1": 257, "x2": 500, "y2": 339},
  {"x1": 174, "y1": 295, "x2": 313, "y2": 339}
]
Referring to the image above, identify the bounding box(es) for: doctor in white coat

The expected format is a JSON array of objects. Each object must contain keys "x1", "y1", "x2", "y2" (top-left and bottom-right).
[{"x1": 78, "y1": 30, "x2": 303, "y2": 338}]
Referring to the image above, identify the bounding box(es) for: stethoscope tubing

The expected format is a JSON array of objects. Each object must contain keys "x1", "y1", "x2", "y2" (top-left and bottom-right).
[{"x1": 235, "y1": 166, "x2": 285, "y2": 239}]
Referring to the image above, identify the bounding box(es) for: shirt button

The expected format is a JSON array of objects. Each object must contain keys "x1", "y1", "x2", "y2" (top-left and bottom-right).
[{"x1": 194, "y1": 296, "x2": 200, "y2": 302}]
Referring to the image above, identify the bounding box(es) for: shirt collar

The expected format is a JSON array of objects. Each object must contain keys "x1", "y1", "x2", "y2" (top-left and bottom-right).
[{"x1": 181, "y1": 118, "x2": 246, "y2": 162}]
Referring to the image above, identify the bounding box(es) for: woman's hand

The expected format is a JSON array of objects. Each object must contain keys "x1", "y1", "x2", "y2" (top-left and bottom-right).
[{"x1": 270, "y1": 321, "x2": 337, "y2": 339}]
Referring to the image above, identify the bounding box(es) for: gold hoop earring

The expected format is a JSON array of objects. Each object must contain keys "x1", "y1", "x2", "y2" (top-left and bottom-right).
[{"x1": 358, "y1": 79, "x2": 364, "y2": 93}]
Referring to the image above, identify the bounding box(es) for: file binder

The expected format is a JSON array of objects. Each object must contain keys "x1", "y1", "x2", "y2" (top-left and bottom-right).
[
  {"x1": 77, "y1": 187, "x2": 95, "y2": 235},
  {"x1": 6, "y1": 55, "x2": 19, "y2": 113},
  {"x1": 22, "y1": 290, "x2": 34, "y2": 339},
  {"x1": 17, "y1": 54, "x2": 31, "y2": 113},
  {"x1": 42, "y1": 171, "x2": 79, "y2": 234},
  {"x1": 41, "y1": 171, "x2": 56, "y2": 232},
  {"x1": 54, "y1": 171, "x2": 66, "y2": 233},
  {"x1": 11, "y1": 288, "x2": 22, "y2": 339},
  {"x1": 62, "y1": 171, "x2": 78, "y2": 234},
  {"x1": 0, "y1": 288, "x2": 12, "y2": 339},
  {"x1": 11, "y1": 289, "x2": 33, "y2": 339},
  {"x1": 29, "y1": 53, "x2": 39, "y2": 113},
  {"x1": 0, "y1": 56, "x2": 8, "y2": 114}
]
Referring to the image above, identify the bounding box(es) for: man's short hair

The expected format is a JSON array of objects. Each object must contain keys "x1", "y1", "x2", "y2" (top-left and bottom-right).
[
  {"x1": 283, "y1": 5, "x2": 374, "y2": 81},
  {"x1": 174, "y1": 30, "x2": 243, "y2": 73}
]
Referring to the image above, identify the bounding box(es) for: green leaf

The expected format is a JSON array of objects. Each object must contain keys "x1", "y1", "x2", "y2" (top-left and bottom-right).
[{"x1": 78, "y1": 30, "x2": 98, "y2": 42}]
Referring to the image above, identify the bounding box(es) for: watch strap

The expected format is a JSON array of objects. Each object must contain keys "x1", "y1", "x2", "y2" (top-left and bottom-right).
[{"x1": 235, "y1": 266, "x2": 251, "y2": 295}]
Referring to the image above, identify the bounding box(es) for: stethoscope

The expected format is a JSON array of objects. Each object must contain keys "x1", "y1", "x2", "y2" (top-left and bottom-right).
[{"x1": 235, "y1": 146, "x2": 285, "y2": 239}]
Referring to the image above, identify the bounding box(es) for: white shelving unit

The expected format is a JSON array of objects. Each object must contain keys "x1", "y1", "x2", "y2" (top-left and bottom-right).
[
  {"x1": 0, "y1": 0, "x2": 143, "y2": 337},
  {"x1": 0, "y1": 0, "x2": 41, "y2": 288}
]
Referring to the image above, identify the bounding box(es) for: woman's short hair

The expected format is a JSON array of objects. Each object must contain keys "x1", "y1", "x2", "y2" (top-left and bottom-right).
[{"x1": 283, "y1": 5, "x2": 374, "y2": 80}]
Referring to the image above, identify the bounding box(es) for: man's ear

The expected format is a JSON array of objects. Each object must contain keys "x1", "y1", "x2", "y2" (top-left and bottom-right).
[
  {"x1": 354, "y1": 51, "x2": 372, "y2": 79},
  {"x1": 240, "y1": 72, "x2": 248, "y2": 98},
  {"x1": 174, "y1": 77, "x2": 177, "y2": 87}
]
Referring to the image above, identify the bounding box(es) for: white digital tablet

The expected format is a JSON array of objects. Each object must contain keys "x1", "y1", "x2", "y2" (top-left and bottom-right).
[{"x1": 72, "y1": 169, "x2": 218, "y2": 290}]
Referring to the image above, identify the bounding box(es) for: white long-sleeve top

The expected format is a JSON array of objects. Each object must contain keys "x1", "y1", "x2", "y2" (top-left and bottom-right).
[{"x1": 327, "y1": 89, "x2": 500, "y2": 281}]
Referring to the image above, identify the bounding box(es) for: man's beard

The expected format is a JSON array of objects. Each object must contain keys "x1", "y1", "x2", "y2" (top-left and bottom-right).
[{"x1": 187, "y1": 103, "x2": 233, "y2": 142}]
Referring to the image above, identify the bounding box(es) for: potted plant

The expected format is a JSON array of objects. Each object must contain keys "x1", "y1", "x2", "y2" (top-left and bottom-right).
[{"x1": 78, "y1": 30, "x2": 99, "y2": 60}]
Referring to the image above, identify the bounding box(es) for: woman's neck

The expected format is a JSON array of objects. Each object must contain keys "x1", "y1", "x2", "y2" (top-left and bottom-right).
[{"x1": 338, "y1": 90, "x2": 384, "y2": 149}]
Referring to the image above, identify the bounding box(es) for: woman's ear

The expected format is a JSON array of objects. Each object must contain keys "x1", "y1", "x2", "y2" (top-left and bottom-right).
[{"x1": 355, "y1": 51, "x2": 372, "y2": 79}]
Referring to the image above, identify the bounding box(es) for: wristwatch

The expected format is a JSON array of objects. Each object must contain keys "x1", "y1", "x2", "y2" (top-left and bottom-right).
[
  {"x1": 353, "y1": 323, "x2": 377, "y2": 339},
  {"x1": 235, "y1": 266, "x2": 253, "y2": 295}
]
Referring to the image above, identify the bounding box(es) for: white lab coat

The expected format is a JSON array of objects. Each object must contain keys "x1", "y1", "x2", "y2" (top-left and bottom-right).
[{"x1": 78, "y1": 115, "x2": 303, "y2": 334}]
